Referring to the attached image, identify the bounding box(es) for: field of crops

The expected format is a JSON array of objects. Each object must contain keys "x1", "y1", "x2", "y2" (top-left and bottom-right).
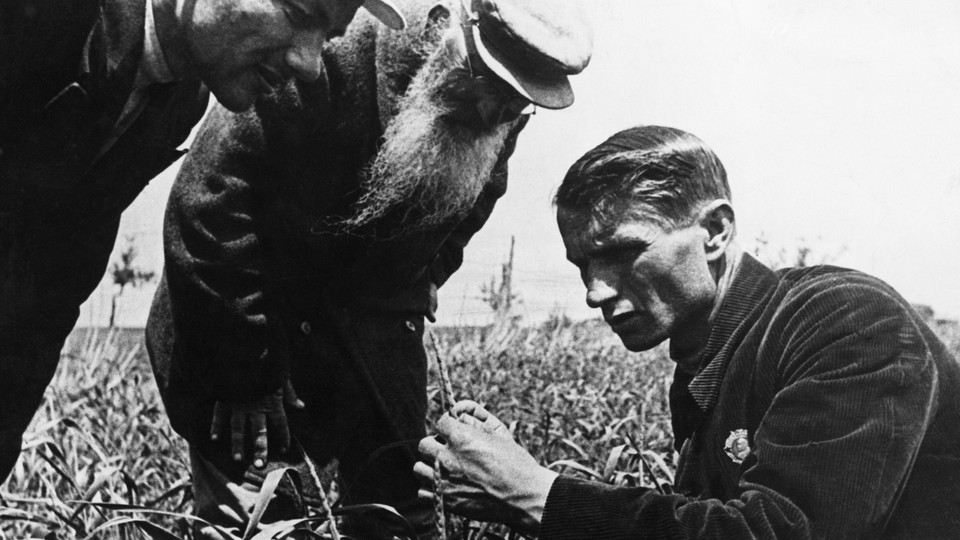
[{"x1": 2, "y1": 318, "x2": 958, "y2": 539}]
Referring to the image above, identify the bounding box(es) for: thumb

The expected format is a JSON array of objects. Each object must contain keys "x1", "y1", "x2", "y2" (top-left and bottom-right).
[{"x1": 284, "y1": 379, "x2": 305, "y2": 409}]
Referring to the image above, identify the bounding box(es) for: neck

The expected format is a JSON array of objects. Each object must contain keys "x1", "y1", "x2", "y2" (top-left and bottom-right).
[
  {"x1": 150, "y1": 0, "x2": 191, "y2": 79},
  {"x1": 669, "y1": 243, "x2": 743, "y2": 375},
  {"x1": 709, "y1": 242, "x2": 743, "y2": 323},
  {"x1": 669, "y1": 316, "x2": 712, "y2": 375}
]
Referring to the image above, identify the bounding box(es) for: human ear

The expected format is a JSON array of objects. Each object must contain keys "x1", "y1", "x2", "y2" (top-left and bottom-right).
[{"x1": 699, "y1": 200, "x2": 735, "y2": 262}]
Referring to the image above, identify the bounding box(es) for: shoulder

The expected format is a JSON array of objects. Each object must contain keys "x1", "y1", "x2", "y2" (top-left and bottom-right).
[
  {"x1": 762, "y1": 266, "x2": 934, "y2": 380},
  {"x1": 773, "y1": 265, "x2": 911, "y2": 324}
]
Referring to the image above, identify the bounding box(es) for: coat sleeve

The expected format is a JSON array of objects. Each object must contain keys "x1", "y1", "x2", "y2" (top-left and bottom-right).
[
  {"x1": 162, "y1": 104, "x2": 288, "y2": 402},
  {"x1": 428, "y1": 115, "x2": 529, "y2": 288},
  {"x1": 539, "y1": 275, "x2": 939, "y2": 539}
]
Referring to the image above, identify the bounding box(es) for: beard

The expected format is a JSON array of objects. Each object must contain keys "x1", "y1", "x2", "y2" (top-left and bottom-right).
[{"x1": 336, "y1": 38, "x2": 517, "y2": 234}]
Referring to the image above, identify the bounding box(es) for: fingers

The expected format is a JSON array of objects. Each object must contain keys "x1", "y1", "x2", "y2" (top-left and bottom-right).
[
  {"x1": 216, "y1": 390, "x2": 295, "y2": 468},
  {"x1": 283, "y1": 379, "x2": 305, "y2": 409},
  {"x1": 250, "y1": 413, "x2": 268, "y2": 468},
  {"x1": 231, "y1": 411, "x2": 246, "y2": 462},
  {"x1": 413, "y1": 460, "x2": 436, "y2": 486},
  {"x1": 450, "y1": 400, "x2": 487, "y2": 418},
  {"x1": 435, "y1": 414, "x2": 467, "y2": 442},
  {"x1": 450, "y1": 400, "x2": 508, "y2": 434},
  {"x1": 418, "y1": 488, "x2": 437, "y2": 502},
  {"x1": 210, "y1": 401, "x2": 226, "y2": 442},
  {"x1": 418, "y1": 434, "x2": 445, "y2": 460}
]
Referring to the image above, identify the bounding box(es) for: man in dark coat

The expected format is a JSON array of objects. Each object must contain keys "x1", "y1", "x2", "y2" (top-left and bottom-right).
[
  {"x1": 145, "y1": 0, "x2": 592, "y2": 537},
  {"x1": 417, "y1": 125, "x2": 960, "y2": 539},
  {"x1": 0, "y1": 0, "x2": 406, "y2": 482}
]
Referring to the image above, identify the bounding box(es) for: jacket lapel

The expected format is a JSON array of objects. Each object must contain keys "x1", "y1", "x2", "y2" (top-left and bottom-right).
[{"x1": 669, "y1": 255, "x2": 780, "y2": 449}]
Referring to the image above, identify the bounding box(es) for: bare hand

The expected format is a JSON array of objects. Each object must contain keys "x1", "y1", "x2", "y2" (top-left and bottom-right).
[
  {"x1": 210, "y1": 379, "x2": 305, "y2": 468},
  {"x1": 414, "y1": 400, "x2": 558, "y2": 536}
]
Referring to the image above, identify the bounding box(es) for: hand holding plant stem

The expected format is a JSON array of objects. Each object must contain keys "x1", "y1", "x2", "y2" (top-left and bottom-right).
[{"x1": 416, "y1": 400, "x2": 559, "y2": 537}]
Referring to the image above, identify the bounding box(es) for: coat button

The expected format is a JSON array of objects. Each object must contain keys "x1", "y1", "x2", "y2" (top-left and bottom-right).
[
  {"x1": 404, "y1": 320, "x2": 416, "y2": 332},
  {"x1": 300, "y1": 321, "x2": 312, "y2": 335}
]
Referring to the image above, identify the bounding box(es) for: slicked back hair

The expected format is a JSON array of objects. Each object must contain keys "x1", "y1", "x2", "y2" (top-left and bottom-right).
[{"x1": 555, "y1": 126, "x2": 730, "y2": 229}]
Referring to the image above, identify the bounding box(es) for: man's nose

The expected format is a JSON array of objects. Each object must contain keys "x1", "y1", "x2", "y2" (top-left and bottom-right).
[
  {"x1": 585, "y1": 271, "x2": 618, "y2": 309},
  {"x1": 285, "y1": 29, "x2": 325, "y2": 81}
]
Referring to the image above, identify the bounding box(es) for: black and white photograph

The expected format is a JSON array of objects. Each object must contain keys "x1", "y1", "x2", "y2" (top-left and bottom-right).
[{"x1": 2, "y1": 0, "x2": 959, "y2": 538}]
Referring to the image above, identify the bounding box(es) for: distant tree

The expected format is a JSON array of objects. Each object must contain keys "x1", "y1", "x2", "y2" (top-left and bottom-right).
[
  {"x1": 480, "y1": 235, "x2": 521, "y2": 323},
  {"x1": 542, "y1": 306, "x2": 573, "y2": 333},
  {"x1": 750, "y1": 232, "x2": 846, "y2": 269},
  {"x1": 108, "y1": 236, "x2": 156, "y2": 327}
]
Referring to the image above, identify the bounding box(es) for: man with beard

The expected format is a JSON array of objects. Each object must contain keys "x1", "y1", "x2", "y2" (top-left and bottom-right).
[
  {"x1": 0, "y1": 0, "x2": 405, "y2": 483},
  {"x1": 415, "y1": 126, "x2": 960, "y2": 539},
  {"x1": 145, "y1": 0, "x2": 592, "y2": 537}
]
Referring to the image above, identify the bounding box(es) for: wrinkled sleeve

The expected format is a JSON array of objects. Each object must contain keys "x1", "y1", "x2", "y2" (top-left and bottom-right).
[
  {"x1": 540, "y1": 276, "x2": 938, "y2": 539},
  {"x1": 163, "y1": 104, "x2": 288, "y2": 402},
  {"x1": 428, "y1": 115, "x2": 528, "y2": 288}
]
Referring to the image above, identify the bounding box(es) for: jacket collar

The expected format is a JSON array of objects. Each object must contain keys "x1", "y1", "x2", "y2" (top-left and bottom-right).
[
  {"x1": 687, "y1": 253, "x2": 780, "y2": 412},
  {"x1": 80, "y1": 0, "x2": 146, "y2": 116}
]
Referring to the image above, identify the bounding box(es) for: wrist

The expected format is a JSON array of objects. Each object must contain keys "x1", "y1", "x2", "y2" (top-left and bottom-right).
[{"x1": 513, "y1": 466, "x2": 559, "y2": 536}]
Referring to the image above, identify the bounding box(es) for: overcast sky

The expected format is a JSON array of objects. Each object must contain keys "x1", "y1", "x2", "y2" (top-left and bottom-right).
[{"x1": 81, "y1": 0, "x2": 960, "y2": 328}]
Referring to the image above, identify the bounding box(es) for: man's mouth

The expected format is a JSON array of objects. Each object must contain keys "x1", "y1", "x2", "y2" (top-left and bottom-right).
[{"x1": 607, "y1": 312, "x2": 640, "y2": 333}]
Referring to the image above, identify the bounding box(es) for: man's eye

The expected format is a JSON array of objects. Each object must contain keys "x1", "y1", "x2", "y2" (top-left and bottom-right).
[
  {"x1": 281, "y1": 0, "x2": 317, "y2": 28},
  {"x1": 603, "y1": 247, "x2": 644, "y2": 266},
  {"x1": 285, "y1": 6, "x2": 309, "y2": 26}
]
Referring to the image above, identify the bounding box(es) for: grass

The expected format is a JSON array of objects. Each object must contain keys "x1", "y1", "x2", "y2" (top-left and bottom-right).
[
  {"x1": 3, "y1": 318, "x2": 957, "y2": 538},
  {"x1": 1, "y1": 328, "x2": 194, "y2": 539}
]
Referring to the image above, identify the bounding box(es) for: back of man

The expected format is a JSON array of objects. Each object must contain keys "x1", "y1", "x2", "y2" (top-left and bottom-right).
[{"x1": 664, "y1": 258, "x2": 960, "y2": 539}]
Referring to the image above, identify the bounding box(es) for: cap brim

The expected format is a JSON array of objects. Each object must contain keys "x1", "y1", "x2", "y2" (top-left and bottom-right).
[
  {"x1": 363, "y1": 0, "x2": 406, "y2": 30},
  {"x1": 472, "y1": 25, "x2": 574, "y2": 110}
]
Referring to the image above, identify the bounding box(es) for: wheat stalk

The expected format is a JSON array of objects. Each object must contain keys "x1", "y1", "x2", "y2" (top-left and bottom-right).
[
  {"x1": 428, "y1": 330, "x2": 455, "y2": 539},
  {"x1": 301, "y1": 448, "x2": 341, "y2": 540},
  {"x1": 433, "y1": 455, "x2": 447, "y2": 540},
  {"x1": 430, "y1": 330, "x2": 456, "y2": 413}
]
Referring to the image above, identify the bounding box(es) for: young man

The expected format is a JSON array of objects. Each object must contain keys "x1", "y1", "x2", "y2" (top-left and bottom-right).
[
  {"x1": 145, "y1": 0, "x2": 592, "y2": 537},
  {"x1": 416, "y1": 125, "x2": 960, "y2": 539},
  {"x1": 0, "y1": 0, "x2": 405, "y2": 482}
]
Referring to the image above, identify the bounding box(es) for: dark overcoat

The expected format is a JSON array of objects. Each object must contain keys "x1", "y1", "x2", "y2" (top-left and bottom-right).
[
  {"x1": 145, "y1": 1, "x2": 527, "y2": 509},
  {"x1": 0, "y1": 0, "x2": 208, "y2": 475}
]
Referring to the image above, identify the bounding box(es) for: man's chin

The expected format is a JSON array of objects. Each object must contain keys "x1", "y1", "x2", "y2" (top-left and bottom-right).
[{"x1": 617, "y1": 333, "x2": 665, "y2": 353}]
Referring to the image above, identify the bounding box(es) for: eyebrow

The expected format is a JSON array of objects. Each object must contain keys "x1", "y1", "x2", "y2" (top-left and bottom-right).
[
  {"x1": 287, "y1": 0, "x2": 332, "y2": 30},
  {"x1": 567, "y1": 239, "x2": 650, "y2": 267}
]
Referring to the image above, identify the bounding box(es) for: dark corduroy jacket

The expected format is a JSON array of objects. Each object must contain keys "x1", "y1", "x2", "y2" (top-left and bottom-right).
[{"x1": 540, "y1": 254, "x2": 960, "y2": 539}]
